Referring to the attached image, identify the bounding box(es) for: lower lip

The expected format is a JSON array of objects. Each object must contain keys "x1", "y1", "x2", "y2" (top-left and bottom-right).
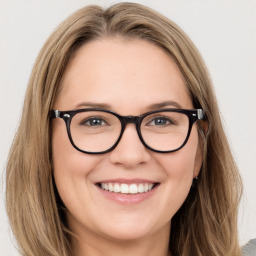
[{"x1": 96, "y1": 185, "x2": 159, "y2": 205}]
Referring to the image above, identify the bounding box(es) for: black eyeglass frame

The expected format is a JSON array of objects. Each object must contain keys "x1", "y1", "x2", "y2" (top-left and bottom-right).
[{"x1": 51, "y1": 108, "x2": 205, "y2": 154}]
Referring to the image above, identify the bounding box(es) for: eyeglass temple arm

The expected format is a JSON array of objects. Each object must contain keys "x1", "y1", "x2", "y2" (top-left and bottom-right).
[
  {"x1": 51, "y1": 110, "x2": 61, "y2": 119},
  {"x1": 197, "y1": 109, "x2": 209, "y2": 136},
  {"x1": 197, "y1": 109, "x2": 205, "y2": 120}
]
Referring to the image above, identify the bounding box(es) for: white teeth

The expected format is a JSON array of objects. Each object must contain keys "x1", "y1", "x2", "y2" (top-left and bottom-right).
[
  {"x1": 121, "y1": 184, "x2": 129, "y2": 194},
  {"x1": 138, "y1": 184, "x2": 144, "y2": 193},
  {"x1": 100, "y1": 183, "x2": 155, "y2": 194},
  {"x1": 129, "y1": 184, "x2": 138, "y2": 194},
  {"x1": 114, "y1": 184, "x2": 120, "y2": 193},
  {"x1": 108, "y1": 183, "x2": 114, "y2": 192},
  {"x1": 148, "y1": 184, "x2": 154, "y2": 190}
]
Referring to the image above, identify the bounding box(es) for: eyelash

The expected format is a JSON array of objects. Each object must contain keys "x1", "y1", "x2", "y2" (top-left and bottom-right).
[
  {"x1": 146, "y1": 116, "x2": 174, "y2": 126},
  {"x1": 80, "y1": 117, "x2": 107, "y2": 126}
]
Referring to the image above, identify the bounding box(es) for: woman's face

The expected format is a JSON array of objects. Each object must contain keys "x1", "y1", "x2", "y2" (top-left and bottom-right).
[{"x1": 52, "y1": 38, "x2": 202, "y2": 244}]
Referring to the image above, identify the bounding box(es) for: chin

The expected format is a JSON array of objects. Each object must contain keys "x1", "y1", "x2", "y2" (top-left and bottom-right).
[
  {"x1": 102, "y1": 226, "x2": 153, "y2": 242},
  {"x1": 96, "y1": 214, "x2": 165, "y2": 242}
]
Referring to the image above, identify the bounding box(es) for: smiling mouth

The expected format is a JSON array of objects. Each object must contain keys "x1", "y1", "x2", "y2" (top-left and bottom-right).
[{"x1": 96, "y1": 182, "x2": 159, "y2": 194}]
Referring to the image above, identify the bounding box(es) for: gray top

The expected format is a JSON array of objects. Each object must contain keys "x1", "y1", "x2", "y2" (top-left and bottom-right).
[{"x1": 242, "y1": 239, "x2": 256, "y2": 256}]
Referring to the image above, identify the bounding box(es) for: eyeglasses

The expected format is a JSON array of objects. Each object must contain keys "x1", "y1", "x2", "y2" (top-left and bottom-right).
[{"x1": 51, "y1": 108, "x2": 205, "y2": 154}]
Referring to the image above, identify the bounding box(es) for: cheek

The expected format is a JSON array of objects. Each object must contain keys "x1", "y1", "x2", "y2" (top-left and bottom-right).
[
  {"x1": 51, "y1": 120, "x2": 101, "y2": 205},
  {"x1": 52, "y1": 119, "x2": 100, "y2": 173},
  {"x1": 157, "y1": 150, "x2": 195, "y2": 197},
  {"x1": 158, "y1": 154, "x2": 194, "y2": 218},
  {"x1": 153, "y1": 128, "x2": 200, "y2": 214},
  {"x1": 173, "y1": 126, "x2": 199, "y2": 177},
  {"x1": 52, "y1": 120, "x2": 84, "y2": 179},
  {"x1": 156, "y1": 142, "x2": 198, "y2": 182}
]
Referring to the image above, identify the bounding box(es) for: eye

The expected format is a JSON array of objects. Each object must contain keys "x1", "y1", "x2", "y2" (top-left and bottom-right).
[
  {"x1": 81, "y1": 117, "x2": 107, "y2": 127},
  {"x1": 147, "y1": 116, "x2": 172, "y2": 126}
]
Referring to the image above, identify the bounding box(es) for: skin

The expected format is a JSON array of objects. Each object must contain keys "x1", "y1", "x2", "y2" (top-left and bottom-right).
[{"x1": 52, "y1": 38, "x2": 203, "y2": 256}]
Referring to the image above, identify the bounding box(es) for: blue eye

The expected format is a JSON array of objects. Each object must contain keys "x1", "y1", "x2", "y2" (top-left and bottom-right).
[
  {"x1": 152, "y1": 117, "x2": 169, "y2": 125},
  {"x1": 82, "y1": 117, "x2": 106, "y2": 126},
  {"x1": 147, "y1": 116, "x2": 172, "y2": 126}
]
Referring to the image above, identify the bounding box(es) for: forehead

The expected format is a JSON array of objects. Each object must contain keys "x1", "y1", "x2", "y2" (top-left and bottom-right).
[{"x1": 55, "y1": 38, "x2": 192, "y2": 113}]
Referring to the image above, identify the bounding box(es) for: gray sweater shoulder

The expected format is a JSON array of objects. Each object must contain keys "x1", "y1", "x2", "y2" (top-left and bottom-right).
[{"x1": 242, "y1": 239, "x2": 256, "y2": 256}]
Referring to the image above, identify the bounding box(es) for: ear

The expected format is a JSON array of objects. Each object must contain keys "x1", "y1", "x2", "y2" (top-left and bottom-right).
[
  {"x1": 193, "y1": 138, "x2": 203, "y2": 178},
  {"x1": 198, "y1": 119, "x2": 209, "y2": 137},
  {"x1": 202, "y1": 120, "x2": 209, "y2": 137}
]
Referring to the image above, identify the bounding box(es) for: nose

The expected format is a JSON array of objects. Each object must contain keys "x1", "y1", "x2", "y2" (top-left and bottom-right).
[{"x1": 109, "y1": 124, "x2": 151, "y2": 168}]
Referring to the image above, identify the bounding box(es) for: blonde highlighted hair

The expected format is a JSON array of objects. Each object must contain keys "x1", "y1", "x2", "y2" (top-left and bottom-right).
[{"x1": 6, "y1": 2, "x2": 242, "y2": 256}]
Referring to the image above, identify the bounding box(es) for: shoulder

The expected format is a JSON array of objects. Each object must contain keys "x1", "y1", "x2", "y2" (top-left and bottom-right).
[{"x1": 242, "y1": 239, "x2": 256, "y2": 256}]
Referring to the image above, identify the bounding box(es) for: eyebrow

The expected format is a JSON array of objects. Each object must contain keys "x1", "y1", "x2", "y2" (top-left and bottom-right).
[
  {"x1": 75, "y1": 102, "x2": 112, "y2": 109},
  {"x1": 75, "y1": 100, "x2": 182, "y2": 111},
  {"x1": 146, "y1": 101, "x2": 182, "y2": 110}
]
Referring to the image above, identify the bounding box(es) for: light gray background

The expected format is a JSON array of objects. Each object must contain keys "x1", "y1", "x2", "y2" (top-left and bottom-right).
[{"x1": 0, "y1": 0, "x2": 255, "y2": 255}]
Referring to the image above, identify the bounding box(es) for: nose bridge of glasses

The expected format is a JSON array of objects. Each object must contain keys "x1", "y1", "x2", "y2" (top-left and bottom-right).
[
  {"x1": 124, "y1": 115, "x2": 138, "y2": 123},
  {"x1": 121, "y1": 115, "x2": 141, "y2": 129},
  {"x1": 118, "y1": 115, "x2": 143, "y2": 148}
]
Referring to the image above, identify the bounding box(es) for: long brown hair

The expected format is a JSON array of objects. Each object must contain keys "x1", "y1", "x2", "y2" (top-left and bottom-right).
[{"x1": 6, "y1": 3, "x2": 242, "y2": 255}]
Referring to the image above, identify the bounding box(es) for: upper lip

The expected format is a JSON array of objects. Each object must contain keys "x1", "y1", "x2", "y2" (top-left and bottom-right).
[{"x1": 96, "y1": 178, "x2": 159, "y2": 184}]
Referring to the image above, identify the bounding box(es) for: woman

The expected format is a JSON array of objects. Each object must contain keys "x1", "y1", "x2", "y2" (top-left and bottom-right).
[{"x1": 6, "y1": 2, "x2": 243, "y2": 256}]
